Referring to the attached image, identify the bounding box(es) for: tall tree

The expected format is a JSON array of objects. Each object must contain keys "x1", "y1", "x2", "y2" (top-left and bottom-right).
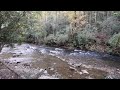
[{"x1": 0, "y1": 11, "x2": 26, "y2": 52}]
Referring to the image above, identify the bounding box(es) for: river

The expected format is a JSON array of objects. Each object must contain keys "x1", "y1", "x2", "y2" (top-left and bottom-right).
[{"x1": 0, "y1": 43, "x2": 120, "y2": 79}]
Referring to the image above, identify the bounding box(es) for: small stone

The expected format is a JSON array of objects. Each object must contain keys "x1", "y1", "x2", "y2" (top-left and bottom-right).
[
  {"x1": 69, "y1": 67, "x2": 75, "y2": 71},
  {"x1": 79, "y1": 72, "x2": 83, "y2": 75},
  {"x1": 69, "y1": 75, "x2": 72, "y2": 77},
  {"x1": 44, "y1": 70, "x2": 47, "y2": 74},
  {"x1": 39, "y1": 69, "x2": 44, "y2": 72},
  {"x1": 15, "y1": 66, "x2": 17, "y2": 68},
  {"x1": 81, "y1": 70, "x2": 89, "y2": 74},
  {"x1": 50, "y1": 68, "x2": 54, "y2": 71},
  {"x1": 75, "y1": 64, "x2": 82, "y2": 68},
  {"x1": 53, "y1": 63, "x2": 56, "y2": 65}
]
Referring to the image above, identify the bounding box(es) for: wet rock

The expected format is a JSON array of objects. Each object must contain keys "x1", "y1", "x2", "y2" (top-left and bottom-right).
[{"x1": 81, "y1": 70, "x2": 89, "y2": 74}]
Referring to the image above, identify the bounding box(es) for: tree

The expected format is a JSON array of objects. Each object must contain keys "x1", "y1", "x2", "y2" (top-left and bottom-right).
[{"x1": 0, "y1": 11, "x2": 26, "y2": 52}]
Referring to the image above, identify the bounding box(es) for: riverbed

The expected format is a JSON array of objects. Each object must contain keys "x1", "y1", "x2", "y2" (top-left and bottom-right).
[{"x1": 0, "y1": 43, "x2": 120, "y2": 79}]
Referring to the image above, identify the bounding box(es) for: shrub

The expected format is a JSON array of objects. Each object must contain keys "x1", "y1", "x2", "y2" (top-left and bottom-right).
[
  {"x1": 76, "y1": 32, "x2": 96, "y2": 49},
  {"x1": 108, "y1": 33, "x2": 120, "y2": 47},
  {"x1": 44, "y1": 34, "x2": 57, "y2": 45},
  {"x1": 56, "y1": 34, "x2": 69, "y2": 46},
  {"x1": 107, "y1": 33, "x2": 120, "y2": 56},
  {"x1": 15, "y1": 35, "x2": 25, "y2": 44}
]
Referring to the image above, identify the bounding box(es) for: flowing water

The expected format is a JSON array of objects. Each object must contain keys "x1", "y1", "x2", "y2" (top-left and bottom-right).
[{"x1": 0, "y1": 43, "x2": 120, "y2": 79}]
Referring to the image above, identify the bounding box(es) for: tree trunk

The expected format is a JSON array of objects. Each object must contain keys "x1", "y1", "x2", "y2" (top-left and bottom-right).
[{"x1": 0, "y1": 43, "x2": 4, "y2": 52}]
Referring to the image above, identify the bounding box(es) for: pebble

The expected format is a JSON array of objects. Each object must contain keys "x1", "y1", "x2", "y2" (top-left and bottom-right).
[
  {"x1": 78, "y1": 72, "x2": 83, "y2": 75},
  {"x1": 53, "y1": 63, "x2": 56, "y2": 65},
  {"x1": 44, "y1": 70, "x2": 48, "y2": 74},
  {"x1": 39, "y1": 69, "x2": 44, "y2": 72},
  {"x1": 69, "y1": 75, "x2": 72, "y2": 77},
  {"x1": 69, "y1": 67, "x2": 75, "y2": 71},
  {"x1": 81, "y1": 70, "x2": 89, "y2": 74},
  {"x1": 50, "y1": 68, "x2": 54, "y2": 71}
]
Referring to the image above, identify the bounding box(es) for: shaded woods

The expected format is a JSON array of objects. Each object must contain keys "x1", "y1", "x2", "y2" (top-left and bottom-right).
[{"x1": 0, "y1": 11, "x2": 120, "y2": 56}]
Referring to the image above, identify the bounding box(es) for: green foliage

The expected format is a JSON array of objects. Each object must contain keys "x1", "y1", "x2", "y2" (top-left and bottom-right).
[
  {"x1": 108, "y1": 33, "x2": 120, "y2": 47},
  {"x1": 44, "y1": 33, "x2": 69, "y2": 46},
  {"x1": 44, "y1": 34, "x2": 57, "y2": 45},
  {"x1": 101, "y1": 16, "x2": 120, "y2": 37},
  {"x1": 16, "y1": 35, "x2": 25, "y2": 44},
  {"x1": 1, "y1": 11, "x2": 120, "y2": 56},
  {"x1": 56, "y1": 34, "x2": 69, "y2": 46},
  {"x1": 0, "y1": 11, "x2": 26, "y2": 43}
]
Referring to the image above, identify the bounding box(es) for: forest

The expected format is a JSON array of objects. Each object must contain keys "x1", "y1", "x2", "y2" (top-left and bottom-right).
[{"x1": 0, "y1": 11, "x2": 120, "y2": 79}]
